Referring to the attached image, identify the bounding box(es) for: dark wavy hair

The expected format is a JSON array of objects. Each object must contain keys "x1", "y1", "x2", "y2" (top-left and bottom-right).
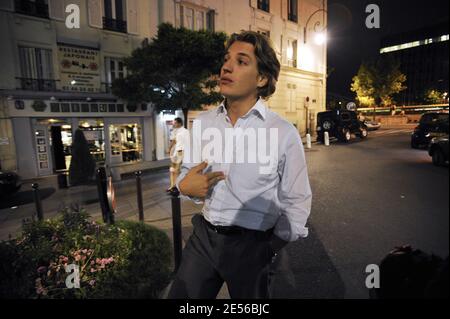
[{"x1": 225, "y1": 31, "x2": 281, "y2": 99}]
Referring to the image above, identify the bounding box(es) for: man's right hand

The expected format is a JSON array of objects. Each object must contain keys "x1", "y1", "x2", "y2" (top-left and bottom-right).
[{"x1": 178, "y1": 161, "x2": 225, "y2": 198}]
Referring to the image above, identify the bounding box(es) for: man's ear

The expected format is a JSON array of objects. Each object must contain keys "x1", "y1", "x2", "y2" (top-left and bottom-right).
[{"x1": 257, "y1": 74, "x2": 268, "y2": 88}]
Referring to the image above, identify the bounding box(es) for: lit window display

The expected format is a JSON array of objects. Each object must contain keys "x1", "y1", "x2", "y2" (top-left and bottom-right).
[
  {"x1": 109, "y1": 124, "x2": 143, "y2": 163},
  {"x1": 78, "y1": 119, "x2": 105, "y2": 163}
]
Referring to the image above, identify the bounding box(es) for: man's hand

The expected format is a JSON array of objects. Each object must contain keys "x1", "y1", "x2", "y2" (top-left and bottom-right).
[
  {"x1": 179, "y1": 161, "x2": 225, "y2": 198},
  {"x1": 270, "y1": 235, "x2": 288, "y2": 255}
]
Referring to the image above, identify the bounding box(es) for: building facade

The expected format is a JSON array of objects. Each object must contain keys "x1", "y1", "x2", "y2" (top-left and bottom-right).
[
  {"x1": 380, "y1": 21, "x2": 449, "y2": 105},
  {"x1": 0, "y1": 0, "x2": 327, "y2": 180}
]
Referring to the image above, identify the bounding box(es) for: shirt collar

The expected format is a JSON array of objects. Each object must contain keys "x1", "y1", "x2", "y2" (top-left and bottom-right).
[{"x1": 217, "y1": 98, "x2": 267, "y2": 121}]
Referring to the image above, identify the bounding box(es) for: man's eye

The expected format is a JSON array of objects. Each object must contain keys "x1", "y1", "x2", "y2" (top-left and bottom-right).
[{"x1": 238, "y1": 60, "x2": 248, "y2": 65}]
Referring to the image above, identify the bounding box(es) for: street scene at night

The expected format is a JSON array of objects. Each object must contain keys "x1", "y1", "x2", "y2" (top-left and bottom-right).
[{"x1": 0, "y1": 0, "x2": 448, "y2": 307}]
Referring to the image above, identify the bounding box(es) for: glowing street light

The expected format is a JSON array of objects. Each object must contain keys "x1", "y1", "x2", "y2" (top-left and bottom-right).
[
  {"x1": 303, "y1": 2, "x2": 327, "y2": 45},
  {"x1": 314, "y1": 32, "x2": 327, "y2": 45}
]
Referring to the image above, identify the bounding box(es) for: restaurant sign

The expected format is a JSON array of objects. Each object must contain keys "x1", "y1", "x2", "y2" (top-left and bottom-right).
[{"x1": 57, "y1": 44, "x2": 101, "y2": 93}]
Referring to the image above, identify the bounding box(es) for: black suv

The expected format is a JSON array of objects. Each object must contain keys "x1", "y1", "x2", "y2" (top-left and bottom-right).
[
  {"x1": 411, "y1": 112, "x2": 449, "y2": 149},
  {"x1": 316, "y1": 110, "x2": 368, "y2": 143}
]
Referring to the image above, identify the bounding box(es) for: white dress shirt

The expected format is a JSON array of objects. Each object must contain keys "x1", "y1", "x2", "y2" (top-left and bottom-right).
[{"x1": 176, "y1": 98, "x2": 312, "y2": 242}]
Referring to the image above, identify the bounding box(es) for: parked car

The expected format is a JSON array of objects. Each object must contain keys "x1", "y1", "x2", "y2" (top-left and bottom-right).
[
  {"x1": 316, "y1": 110, "x2": 368, "y2": 143},
  {"x1": 0, "y1": 171, "x2": 21, "y2": 198},
  {"x1": 428, "y1": 136, "x2": 449, "y2": 166},
  {"x1": 411, "y1": 112, "x2": 449, "y2": 149},
  {"x1": 363, "y1": 120, "x2": 381, "y2": 131}
]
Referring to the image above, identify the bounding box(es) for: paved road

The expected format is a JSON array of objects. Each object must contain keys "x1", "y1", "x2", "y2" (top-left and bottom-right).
[{"x1": 285, "y1": 125, "x2": 449, "y2": 298}]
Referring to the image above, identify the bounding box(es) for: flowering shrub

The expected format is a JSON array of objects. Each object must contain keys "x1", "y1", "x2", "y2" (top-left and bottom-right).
[{"x1": 0, "y1": 207, "x2": 172, "y2": 299}]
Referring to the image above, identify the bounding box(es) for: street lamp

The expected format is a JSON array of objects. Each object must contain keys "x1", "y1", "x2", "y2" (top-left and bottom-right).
[{"x1": 303, "y1": 5, "x2": 327, "y2": 44}]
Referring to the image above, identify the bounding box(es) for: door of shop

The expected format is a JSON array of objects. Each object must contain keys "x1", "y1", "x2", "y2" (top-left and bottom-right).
[{"x1": 34, "y1": 125, "x2": 53, "y2": 176}]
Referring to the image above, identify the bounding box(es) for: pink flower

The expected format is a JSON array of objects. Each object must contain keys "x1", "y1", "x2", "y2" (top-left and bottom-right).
[
  {"x1": 75, "y1": 255, "x2": 81, "y2": 262},
  {"x1": 90, "y1": 268, "x2": 96, "y2": 273},
  {"x1": 37, "y1": 266, "x2": 47, "y2": 274},
  {"x1": 89, "y1": 280, "x2": 96, "y2": 286}
]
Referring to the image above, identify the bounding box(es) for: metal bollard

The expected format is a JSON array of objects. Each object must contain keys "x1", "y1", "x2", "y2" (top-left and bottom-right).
[
  {"x1": 306, "y1": 133, "x2": 312, "y2": 149},
  {"x1": 32, "y1": 183, "x2": 43, "y2": 221},
  {"x1": 170, "y1": 188, "x2": 183, "y2": 272},
  {"x1": 324, "y1": 131, "x2": 330, "y2": 146},
  {"x1": 135, "y1": 171, "x2": 144, "y2": 222},
  {"x1": 96, "y1": 167, "x2": 109, "y2": 223}
]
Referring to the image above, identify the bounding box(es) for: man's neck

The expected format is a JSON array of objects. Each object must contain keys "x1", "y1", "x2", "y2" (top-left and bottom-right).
[{"x1": 225, "y1": 95, "x2": 259, "y2": 125}]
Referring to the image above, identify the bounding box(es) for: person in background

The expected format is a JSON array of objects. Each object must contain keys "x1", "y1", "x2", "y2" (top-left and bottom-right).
[{"x1": 167, "y1": 117, "x2": 189, "y2": 195}]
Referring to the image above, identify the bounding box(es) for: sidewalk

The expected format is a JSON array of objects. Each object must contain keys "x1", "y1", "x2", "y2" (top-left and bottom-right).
[{"x1": 0, "y1": 159, "x2": 191, "y2": 241}]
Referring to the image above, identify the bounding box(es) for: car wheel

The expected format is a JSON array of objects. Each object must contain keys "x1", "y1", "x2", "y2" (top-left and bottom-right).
[
  {"x1": 359, "y1": 128, "x2": 368, "y2": 139},
  {"x1": 342, "y1": 129, "x2": 351, "y2": 142},
  {"x1": 411, "y1": 139, "x2": 419, "y2": 149},
  {"x1": 322, "y1": 119, "x2": 333, "y2": 131},
  {"x1": 432, "y1": 149, "x2": 445, "y2": 166}
]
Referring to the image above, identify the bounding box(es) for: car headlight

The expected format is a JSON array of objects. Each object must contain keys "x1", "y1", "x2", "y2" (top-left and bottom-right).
[{"x1": 425, "y1": 133, "x2": 431, "y2": 138}]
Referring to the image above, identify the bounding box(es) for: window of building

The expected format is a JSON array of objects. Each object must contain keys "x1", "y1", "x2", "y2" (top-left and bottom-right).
[
  {"x1": 15, "y1": 0, "x2": 49, "y2": 19},
  {"x1": 104, "y1": 57, "x2": 127, "y2": 90},
  {"x1": 257, "y1": 0, "x2": 270, "y2": 13},
  {"x1": 103, "y1": 0, "x2": 127, "y2": 33},
  {"x1": 109, "y1": 123, "x2": 143, "y2": 163},
  {"x1": 18, "y1": 46, "x2": 55, "y2": 91},
  {"x1": 288, "y1": 0, "x2": 298, "y2": 23},
  {"x1": 287, "y1": 39, "x2": 297, "y2": 68},
  {"x1": 177, "y1": 3, "x2": 215, "y2": 31},
  {"x1": 79, "y1": 119, "x2": 106, "y2": 163}
]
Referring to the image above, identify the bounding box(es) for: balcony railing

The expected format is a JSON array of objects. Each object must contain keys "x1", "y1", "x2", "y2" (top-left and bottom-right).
[
  {"x1": 103, "y1": 17, "x2": 127, "y2": 33},
  {"x1": 14, "y1": 0, "x2": 49, "y2": 19},
  {"x1": 17, "y1": 78, "x2": 57, "y2": 91}
]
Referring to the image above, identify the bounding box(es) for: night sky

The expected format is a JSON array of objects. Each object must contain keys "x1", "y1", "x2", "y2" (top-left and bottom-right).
[{"x1": 327, "y1": 0, "x2": 449, "y2": 99}]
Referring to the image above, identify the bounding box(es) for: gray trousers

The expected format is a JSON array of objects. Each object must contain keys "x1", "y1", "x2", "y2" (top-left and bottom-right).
[{"x1": 168, "y1": 214, "x2": 277, "y2": 299}]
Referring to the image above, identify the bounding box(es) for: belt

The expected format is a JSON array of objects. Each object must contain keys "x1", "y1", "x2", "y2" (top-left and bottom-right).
[{"x1": 202, "y1": 216, "x2": 273, "y2": 236}]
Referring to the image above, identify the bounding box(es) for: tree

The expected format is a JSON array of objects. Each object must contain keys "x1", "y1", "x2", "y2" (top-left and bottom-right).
[
  {"x1": 374, "y1": 57, "x2": 407, "y2": 107},
  {"x1": 112, "y1": 23, "x2": 228, "y2": 127},
  {"x1": 423, "y1": 89, "x2": 446, "y2": 104},
  {"x1": 351, "y1": 57, "x2": 407, "y2": 108},
  {"x1": 351, "y1": 62, "x2": 376, "y2": 107},
  {"x1": 69, "y1": 129, "x2": 96, "y2": 186}
]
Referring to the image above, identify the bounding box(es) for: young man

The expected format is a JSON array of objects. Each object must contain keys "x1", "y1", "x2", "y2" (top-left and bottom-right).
[
  {"x1": 168, "y1": 31, "x2": 312, "y2": 299},
  {"x1": 167, "y1": 117, "x2": 189, "y2": 194}
]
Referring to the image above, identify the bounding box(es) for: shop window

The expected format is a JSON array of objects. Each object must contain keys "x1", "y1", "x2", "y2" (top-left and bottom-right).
[
  {"x1": 79, "y1": 119, "x2": 105, "y2": 163},
  {"x1": 109, "y1": 123, "x2": 143, "y2": 163}
]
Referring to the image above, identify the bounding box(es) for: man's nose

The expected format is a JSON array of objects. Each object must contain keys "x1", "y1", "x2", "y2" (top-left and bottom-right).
[{"x1": 222, "y1": 61, "x2": 232, "y2": 74}]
